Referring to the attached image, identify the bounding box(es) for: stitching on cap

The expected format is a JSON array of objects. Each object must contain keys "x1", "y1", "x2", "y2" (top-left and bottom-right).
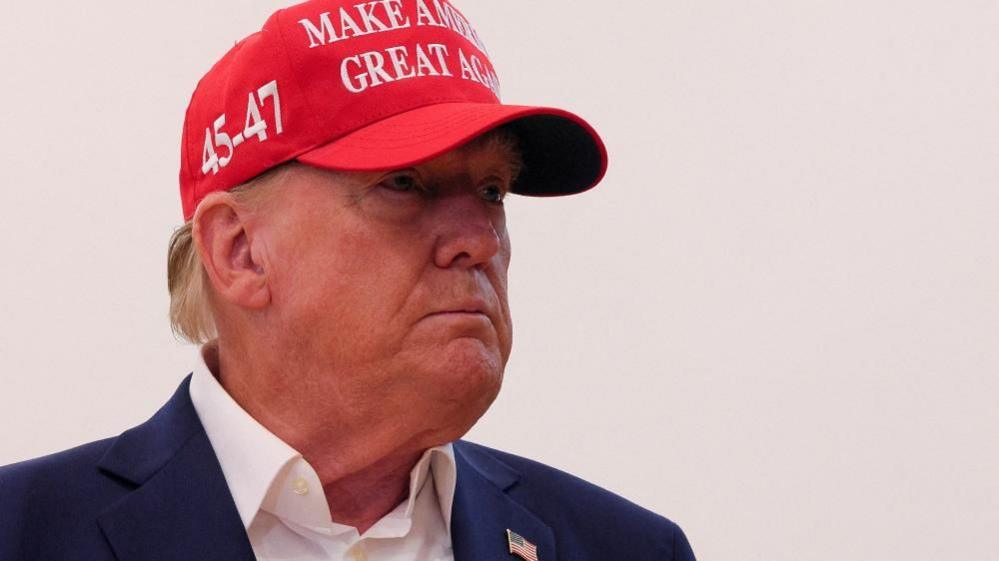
[{"x1": 273, "y1": 8, "x2": 321, "y2": 136}]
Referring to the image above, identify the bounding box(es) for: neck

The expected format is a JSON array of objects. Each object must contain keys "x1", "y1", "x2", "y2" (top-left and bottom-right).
[
  {"x1": 320, "y1": 448, "x2": 423, "y2": 534},
  {"x1": 204, "y1": 340, "x2": 430, "y2": 534}
]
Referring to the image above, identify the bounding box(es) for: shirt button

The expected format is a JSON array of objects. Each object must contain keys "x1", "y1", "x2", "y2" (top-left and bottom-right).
[
  {"x1": 291, "y1": 477, "x2": 309, "y2": 495},
  {"x1": 347, "y1": 544, "x2": 368, "y2": 561}
]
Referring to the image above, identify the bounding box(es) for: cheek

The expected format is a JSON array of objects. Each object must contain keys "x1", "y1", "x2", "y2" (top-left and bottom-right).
[
  {"x1": 495, "y1": 229, "x2": 512, "y2": 294},
  {"x1": 498, "y1": 227, "x2": 512, "y2": 267},
  {"x1": 274, "y1": 215, "x2": 427, "y2": 340},
  {"x1": 491, "y1": 232, "x2": 514, "y2": 336},
  {"x1": 500, "y1": 232, "x2": 515, "y2": 340}
]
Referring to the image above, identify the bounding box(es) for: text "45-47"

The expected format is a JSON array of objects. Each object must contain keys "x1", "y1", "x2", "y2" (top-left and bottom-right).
[{"x1": 202, "y1": 80, "x2": 284, "y2": 175}]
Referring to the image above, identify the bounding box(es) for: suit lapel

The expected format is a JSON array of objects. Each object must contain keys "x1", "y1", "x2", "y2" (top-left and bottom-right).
[
  {"x1": 452, "y1": 443, "x2": 556, "y2": 561},
  {"x1": 96, "y1": 376, "x2": 255, "y2": 561}
]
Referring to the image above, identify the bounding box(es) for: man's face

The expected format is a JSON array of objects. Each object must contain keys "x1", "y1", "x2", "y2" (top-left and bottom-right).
[{"x1": 248, "y1": 133, "x2": 517, "y2": 439}]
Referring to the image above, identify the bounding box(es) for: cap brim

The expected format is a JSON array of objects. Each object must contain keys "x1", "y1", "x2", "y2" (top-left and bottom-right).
[{"x1": 296, "y1": 102, "x2": 607, "y2": 197}]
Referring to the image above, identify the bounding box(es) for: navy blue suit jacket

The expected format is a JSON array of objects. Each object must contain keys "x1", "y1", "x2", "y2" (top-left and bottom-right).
[{"x1": 0, "y1": 376, "x2": 696, "y2": 560}]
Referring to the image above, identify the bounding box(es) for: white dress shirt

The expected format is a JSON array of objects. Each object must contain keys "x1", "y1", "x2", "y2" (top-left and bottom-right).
[{"x1": 188, "y1": 344, "x2": 457, "y2": 561}]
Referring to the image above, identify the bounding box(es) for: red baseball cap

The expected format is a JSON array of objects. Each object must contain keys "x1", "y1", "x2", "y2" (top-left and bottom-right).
[{"x1": 179, "y1": 0, "x2": 608, "y2": 220}]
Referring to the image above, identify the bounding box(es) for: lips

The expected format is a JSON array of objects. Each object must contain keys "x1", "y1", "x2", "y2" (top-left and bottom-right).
[{"x1": 424, "y1": 298, "x2": 491, "y2": 319}]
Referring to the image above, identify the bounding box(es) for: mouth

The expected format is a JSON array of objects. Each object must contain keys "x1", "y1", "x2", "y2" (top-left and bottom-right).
[{"x1": 423, "y1": 299, "x2": 491, "y2": 319}]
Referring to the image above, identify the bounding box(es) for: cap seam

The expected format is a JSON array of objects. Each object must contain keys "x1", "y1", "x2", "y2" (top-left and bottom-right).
[
  {"x1": 330, "y1": 95, "x2": 492, "y2": 139},
  {"x1": 272, "y1": 8, "x2": 321, "y2": 137},
  {"x1": 180, "y1": 73, "x2": 214, "y2": 219},
  {"x1": 317, "y1": 105, "x2": 560, "y2": 151},
  {"x1": 328, "y1": 109, "x2": 495, "y2": 149}
]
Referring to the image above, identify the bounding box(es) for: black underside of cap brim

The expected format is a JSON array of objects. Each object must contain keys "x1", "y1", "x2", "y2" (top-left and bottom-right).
[{"x1": 505, "y1": 114, "x2": 606, "y2": 197}]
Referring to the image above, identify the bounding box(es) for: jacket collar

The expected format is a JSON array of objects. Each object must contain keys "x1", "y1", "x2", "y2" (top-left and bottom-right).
[
  {"x1": 452, "y1": 442, "x2": 557, "y2": 561},
  {"x1": 95, "y1": 376, "x2": 555, "y2": 561},
  {"x1": 97, "y1": 376, "x2": 202, "y2": 485},
  {"x1": 96, "y1": 375, "x2": 256, "y2": 561}
]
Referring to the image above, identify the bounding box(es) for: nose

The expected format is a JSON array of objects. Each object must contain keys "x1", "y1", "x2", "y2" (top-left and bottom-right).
[{"x1": 432, "y1": 194, "x2": 503, "y2": 269}]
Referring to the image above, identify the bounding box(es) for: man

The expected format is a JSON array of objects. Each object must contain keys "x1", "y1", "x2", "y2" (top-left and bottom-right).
[{"x1": 0, "y1": 0, "x2": 696, "y2": 559}]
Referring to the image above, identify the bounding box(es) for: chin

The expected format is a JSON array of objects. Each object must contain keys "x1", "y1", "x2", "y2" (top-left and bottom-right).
[
  {"x1": 393, "y1": 336, "x2": 508, "y2": 444},
  {"x1": 430, "y1": 338, "x2": 505, "y2": 420},
  {"x1": 444, "y1": 336, "x2": 505, "y2": 378}
]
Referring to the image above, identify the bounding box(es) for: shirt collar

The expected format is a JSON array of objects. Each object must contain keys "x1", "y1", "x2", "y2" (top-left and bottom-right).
[
  {"x1": 188, "y1": 342, "x2": 300, "y2": 530},
  {"x1": 187, "y1": 342, "x2": 457, "y2": 535},
  {"x1": 412, "y1": 443, "x2": 457, "y2": 536}
]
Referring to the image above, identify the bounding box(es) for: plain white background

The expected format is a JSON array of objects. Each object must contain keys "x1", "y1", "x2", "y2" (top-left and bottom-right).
[{"x1": 1, "y1": 1, "x2": 997, "y2": 560}]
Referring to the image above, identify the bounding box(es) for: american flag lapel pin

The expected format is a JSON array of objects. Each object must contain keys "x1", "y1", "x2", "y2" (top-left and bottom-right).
[{"x1": 506, "y1": 529, "x2": 539, "y2": 561}]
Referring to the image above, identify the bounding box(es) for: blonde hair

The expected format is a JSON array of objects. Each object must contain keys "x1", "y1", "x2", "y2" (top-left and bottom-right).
[
  {"x1": 167, "y1": 167, "x2": 283, "y2": 343},
  {"x1": 166, "y1": 128, "x2": 523, "y2": 344}
]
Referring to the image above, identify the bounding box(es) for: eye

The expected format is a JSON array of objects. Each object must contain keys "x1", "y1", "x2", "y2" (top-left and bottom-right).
[
  {"x1": 378, "y1": 171, "x2": 423, "y2": 193},
  {"x1": 480, "y1": 182, "x2": 507, "y2": 204}
]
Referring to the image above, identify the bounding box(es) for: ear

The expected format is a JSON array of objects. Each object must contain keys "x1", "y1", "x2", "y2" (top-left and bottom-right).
[{"x1": 191, "y1": 192, "x2": 271, "y2": 310}]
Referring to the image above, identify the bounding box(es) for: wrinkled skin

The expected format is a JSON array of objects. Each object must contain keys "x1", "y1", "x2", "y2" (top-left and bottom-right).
[{"x1": 193, "y1": 135, "x2": 518, "y2": 531}]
